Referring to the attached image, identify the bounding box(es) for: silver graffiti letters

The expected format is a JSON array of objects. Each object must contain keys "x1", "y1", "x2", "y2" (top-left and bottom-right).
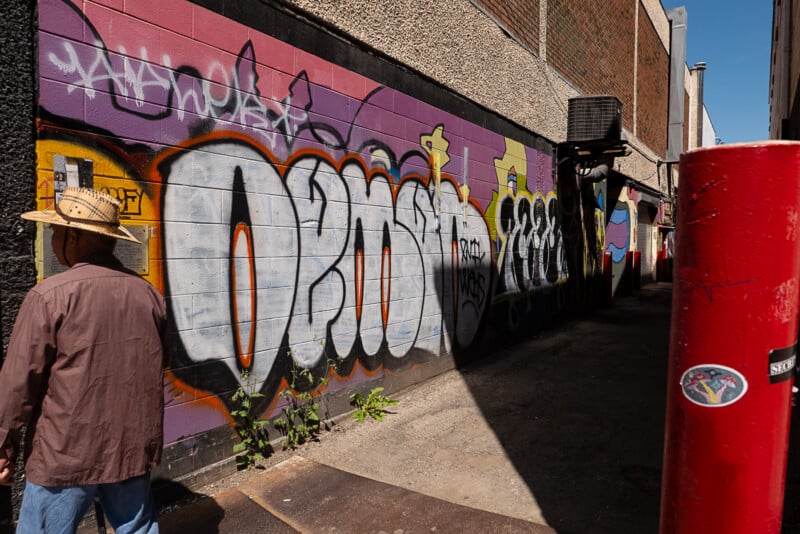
[{"x1": 160, "y1": 139, "x2": 493, "y2": 393}]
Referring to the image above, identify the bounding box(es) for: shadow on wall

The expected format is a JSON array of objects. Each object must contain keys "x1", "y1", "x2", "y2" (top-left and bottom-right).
[{"x1": 451, "y1": 281, "x2": 672, "y2": 533}]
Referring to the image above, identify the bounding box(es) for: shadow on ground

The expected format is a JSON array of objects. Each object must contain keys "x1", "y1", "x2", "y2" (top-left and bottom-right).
[
  {"x1": 458, "y1": 284, "x2": 672, "y2": 534},
  {"x1": 72, "y1": 479, "x2": 224, "y2": 534},
  {"x1": 0, "y1": 486, "x2": 10, "y2": 534}
]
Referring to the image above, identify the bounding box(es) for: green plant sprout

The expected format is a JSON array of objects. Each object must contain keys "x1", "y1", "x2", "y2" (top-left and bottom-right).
[{"x1": 349, "y1": 387, "x2": 398, "y2": 423}]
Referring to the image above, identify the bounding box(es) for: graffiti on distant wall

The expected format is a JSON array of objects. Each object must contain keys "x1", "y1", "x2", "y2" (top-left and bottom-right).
[
  {"x1": 605, "y1": 188, "x2": 637, "y2": 295},
  {"x1": 488, "y1": 139, "x2": 568, "y2": 296},
  {"x1": 593, "y1": 186, "x2": 606, "y2": 272},
  {"x1": 36, "y1": 0, "x2": 578, "y2": 441}
]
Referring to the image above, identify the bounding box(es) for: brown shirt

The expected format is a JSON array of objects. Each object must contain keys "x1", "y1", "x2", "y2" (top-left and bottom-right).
[{"x1": 0, "y1": 254, "x2": 167, "y2": 486}]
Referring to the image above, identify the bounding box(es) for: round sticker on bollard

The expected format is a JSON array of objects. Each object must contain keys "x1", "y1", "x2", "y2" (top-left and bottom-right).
[{"x1": 680, "y1": 364, "x2": 748, "y2": 407}]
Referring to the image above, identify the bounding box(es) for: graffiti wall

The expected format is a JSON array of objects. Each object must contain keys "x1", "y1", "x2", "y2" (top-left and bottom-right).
[
  {"x1": 606, "y1": 187, "x2": 637, "y2": 295},
  {"x1": 35, "y1": 0, "x2": 579, "y2": 455}
]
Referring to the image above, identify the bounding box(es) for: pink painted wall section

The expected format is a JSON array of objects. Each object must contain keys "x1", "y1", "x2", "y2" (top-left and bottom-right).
[{"x1": 85, "y1": 1, "x2": 379, "y2": 100}]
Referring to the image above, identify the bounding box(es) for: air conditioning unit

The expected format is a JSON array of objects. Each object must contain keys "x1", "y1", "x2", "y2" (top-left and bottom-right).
[{"x1": 567, "y1": 96, "x2": 622, "y2": 144}]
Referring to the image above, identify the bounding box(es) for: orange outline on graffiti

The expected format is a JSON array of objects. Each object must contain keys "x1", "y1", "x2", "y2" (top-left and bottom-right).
[
  {"x1": 262, "y1": 356, "x2": 387, "y2": 420},
  {"x1": 231, "y1": 222, "x2": 256, "y2": 370},
  {"x1": 380, "y1": 244, "x2": 391, "y2": 328},
  {"x1": 355, "y1": 248, "x2": 364, "y2": 321},
  {"x1": 149, "y1": 130, "x2": 283, "y2": 417}
]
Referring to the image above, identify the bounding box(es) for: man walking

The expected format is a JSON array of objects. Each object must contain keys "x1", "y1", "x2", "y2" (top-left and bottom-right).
[{"x1": 0, "y1": 187, "x2": 167, "y2": 533}]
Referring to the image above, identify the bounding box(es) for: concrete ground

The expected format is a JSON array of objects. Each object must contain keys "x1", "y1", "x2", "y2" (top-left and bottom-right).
[{"x1": 155, "y1": 282, "x2": 674, "y2": 533}]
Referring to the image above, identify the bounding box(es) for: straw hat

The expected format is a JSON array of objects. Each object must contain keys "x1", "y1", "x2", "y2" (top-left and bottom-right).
[{"x1": 21, "y1": 187, "x2": 141, "y2": 243}]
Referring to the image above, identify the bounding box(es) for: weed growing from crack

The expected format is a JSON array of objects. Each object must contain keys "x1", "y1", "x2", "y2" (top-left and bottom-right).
[
  {"x1": 230, "y1": 372, "x2": 272, "y2": 470},
  {"x1": 349, "y1": 387, "x2": 398, "y2": 423},
  {"x1": 273, "y1": 355, "x2": 343, "y2": 449}
]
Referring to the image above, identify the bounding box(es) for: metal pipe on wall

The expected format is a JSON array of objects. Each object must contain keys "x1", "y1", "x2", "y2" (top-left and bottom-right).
[{"x1": 693, "y1": 62, "x2": 707, "y2": 148}]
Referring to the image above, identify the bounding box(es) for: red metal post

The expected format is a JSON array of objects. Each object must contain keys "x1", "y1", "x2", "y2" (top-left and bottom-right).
[
  {"x1": 660, "y1": 142, "x2": 800, "y2": 533},
  {"x1": 603, "y1": 250, "x2": 612, "y2": 304},
  {"x1": 623, "y1": 250, "x2": 634, "y2": 295}
]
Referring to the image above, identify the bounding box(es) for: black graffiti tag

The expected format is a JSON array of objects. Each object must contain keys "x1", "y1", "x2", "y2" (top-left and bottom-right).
[
  {"x1": 459, "y1": 238, "x2": 487, "y2": 310},
  {"x1": 496, "y1": 192, "x2": 567, "y2": 294}
]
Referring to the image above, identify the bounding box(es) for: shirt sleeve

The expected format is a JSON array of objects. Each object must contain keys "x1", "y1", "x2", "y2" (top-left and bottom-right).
[{"x1": 0, "y1": 289, "x2": 57, "y2": 462}]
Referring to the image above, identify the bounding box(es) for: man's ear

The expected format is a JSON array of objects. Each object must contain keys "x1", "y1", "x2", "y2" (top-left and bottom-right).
[{"x1": 66, "y1": 228, "x2": 80, "y2": 245}]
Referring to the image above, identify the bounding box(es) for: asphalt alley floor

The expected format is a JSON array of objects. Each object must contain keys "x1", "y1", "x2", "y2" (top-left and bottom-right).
[{"x1": 157, "y1": 282, "x2": 676, "y2": 534}]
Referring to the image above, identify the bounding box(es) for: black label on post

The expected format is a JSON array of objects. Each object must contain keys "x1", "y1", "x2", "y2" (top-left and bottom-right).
[{"x1": 769, "y1": 346, "x2": 797, "y2": 384}]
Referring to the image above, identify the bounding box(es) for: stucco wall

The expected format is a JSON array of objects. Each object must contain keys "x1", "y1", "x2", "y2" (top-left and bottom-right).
[
  {"x1": 0, "y1": 0, "x2": 37, "y2": 357},
  {"x1": 0, "y1": 2, "x2": 36, "y2": 521},
  {"x1": 279, "y1": 0, "x2": 574, "y2": 145}
]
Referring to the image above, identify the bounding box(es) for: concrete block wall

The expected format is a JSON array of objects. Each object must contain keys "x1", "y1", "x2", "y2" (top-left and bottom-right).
[{"x1": 0, "y1": 0, "x2": 673, "y2": 483}]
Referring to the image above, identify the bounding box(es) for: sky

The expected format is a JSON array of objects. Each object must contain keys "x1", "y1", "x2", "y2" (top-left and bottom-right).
[{"x1": 660, "y1": 1, "x2": 774, "y2": 143}]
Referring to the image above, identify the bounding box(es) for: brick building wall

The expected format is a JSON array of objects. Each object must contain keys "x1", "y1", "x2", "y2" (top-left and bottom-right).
[
  {"x1": 546, "y1": 0, "x2": 637, "y2": 134},
  {"x1": 636, "y1": 5, "x2": 669, "y2": 154},
  {"x1": 474, "y1": 0, "x2": 671, "y2": 157},
  {"x1": 472, "y1": 0, "x2": 540, "y2": 54}
]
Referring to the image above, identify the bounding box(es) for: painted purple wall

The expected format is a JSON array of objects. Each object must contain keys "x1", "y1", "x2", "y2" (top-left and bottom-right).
[{"x1": 23, "y1": 0, "x2": 607, "y2": 478}]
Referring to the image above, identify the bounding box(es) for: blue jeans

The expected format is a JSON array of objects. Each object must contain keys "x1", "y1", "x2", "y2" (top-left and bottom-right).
[{"x1": 17, "y1": 472, "x2": 158, "y2": 534}]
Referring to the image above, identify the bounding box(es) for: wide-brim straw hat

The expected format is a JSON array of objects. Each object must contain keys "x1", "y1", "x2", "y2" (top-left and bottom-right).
[{"x1": 21, "y1": 187, "x2": 141, "y2": 243}]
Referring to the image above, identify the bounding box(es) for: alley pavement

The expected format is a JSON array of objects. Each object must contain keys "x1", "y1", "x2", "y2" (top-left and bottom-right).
[{"x1": 145, "y1": 282, "x2": 676, "y2": 534}]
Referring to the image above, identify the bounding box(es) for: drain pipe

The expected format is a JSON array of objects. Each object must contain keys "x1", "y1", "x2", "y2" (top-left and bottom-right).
[{"x1": 693, "y1": 62, "x2": 707, "y2": 148}]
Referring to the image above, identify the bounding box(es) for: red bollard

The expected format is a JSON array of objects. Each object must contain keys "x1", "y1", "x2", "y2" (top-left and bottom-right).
[
  {"x1": 624, "y1": 250, "x2": 634, "y2": 295},
  {"x1": 634, "y1": 250, "x2": 642, "y2": 289},
  {"x1": 603, "y1": 250, "x2": 612, "y2": 304},
  {"x1": 660, "y1": 142, "x2": 800, "y2": 533},
  {"x1": 657, "y1": 248, "x2": 664, "y2": 281}
]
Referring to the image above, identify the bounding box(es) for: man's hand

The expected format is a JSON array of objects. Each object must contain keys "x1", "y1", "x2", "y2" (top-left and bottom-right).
[{"x1": 0, "y1": 456, "x2": 14, "y2": 486}]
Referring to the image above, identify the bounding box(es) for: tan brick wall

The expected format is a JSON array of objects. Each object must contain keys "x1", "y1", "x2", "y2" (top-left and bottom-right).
[
  {"x1": 546, "y1": 0, "x2": 636, "y2": 132},
  {"x1": 636, "y1": 3, "x2": 668, "y2": 154},
  {"x1": 472, "y1": 0, "x2": 540, "y2": 54}
]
